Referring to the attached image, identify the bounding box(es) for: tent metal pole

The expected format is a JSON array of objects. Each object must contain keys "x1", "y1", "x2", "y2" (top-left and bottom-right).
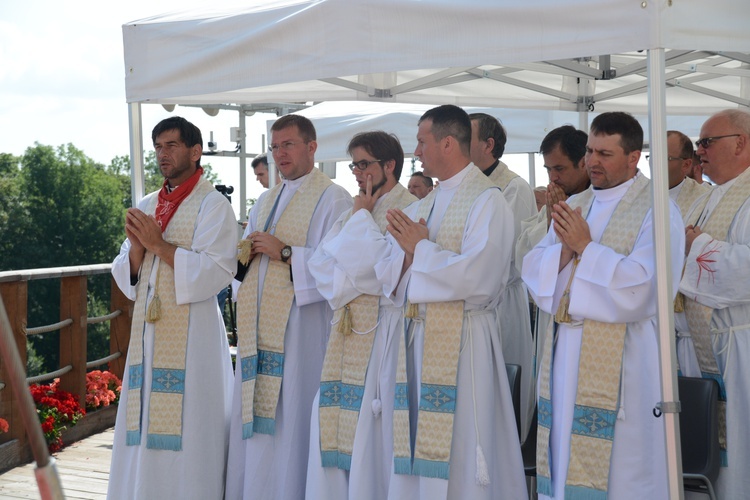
[
  {"x1": 527, "y1": 152, "x2": 535, "y2": 187},
  {"x1": 239, "y1": 110, "x2": 247, "y2": 220},
  {"x1": 128, "y1": 102, "x2": 145, "y2": 207},
  {"x1": 647, "y1": 47, "x2": 685, "y2": 500}
]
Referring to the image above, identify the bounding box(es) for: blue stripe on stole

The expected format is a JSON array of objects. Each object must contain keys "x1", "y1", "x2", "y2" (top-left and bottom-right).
[
  {"x1": 321, "y1": 450, "x2": 338, "y2": 468},
  {"x1": 721, "y1": 449, "x2": 728, "y2": 467},
  {"x1": 151, "y1": 368, "x2": 186, "y2": 393},
  {"x1": 412, "y1": 458, "x2": 450, "y2": 480},
  {"x1": 319, "y1": 381, "x2": 342, "y2": 407},
  {"x1": 538, "y1": 396, "x2": 553, "y2": 429},
  {"x1": 337, "y1": 453, "x2": 352, "y2": 471},
  {"x1": 571, "y1": 404, "x2": 617, "y2": 440},
  {"x1": 394, "y1": 383, "x2": 409, "y2": 410},
  {"x1": 394, "y1": 457, "x2": 412, "y2": 475},
  {"x1": 126, "y1": 430, "x2": 141, "y2": 446},
  {"x1": 242, "y1": 422, "x2": 254, "y2": 439},
  {"x1": 253, "y1": 416, "x2": 276, "y2": 435},
  {"x1": 537, "y1": 475, "x2": 552, "y2": 496},
  {"x1": 240, "y1": 355, "x2": 257, "y2": 382},
  {"x1": 564, "y1": 484, "x2": 607, "y2": 500},
  {"x1": 701, "y1": 371, "x2": 727, "y2": 401},
  {"x1": 147, "y1": 433, "x2": 182, "y2": 451},
  {"x1": 418, "y1": 383, "x2": 456, "y2": 413},
  {"x1": 128, "y1": 364, "x2": 143, "y2": 389},
  {"x1": 257, "y1": 350, "x2": 284, "y2": 377},
  {"x1": 340, "y1": 383, "x2": 364, "y2": 411}
]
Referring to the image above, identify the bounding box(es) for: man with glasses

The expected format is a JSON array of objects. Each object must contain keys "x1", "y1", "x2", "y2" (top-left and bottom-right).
[
  {"x1": 666, "y1": 130, "x2": 711, "y2": 220},
  {"x1": 676, "y1": 109, "x2": 750, "y2": 499},
  {"x1": 226, "y1": 114, "x2": 352, "y2": 500},
  {"x1": 305, "y1": 131, "x2": 416, "y2": 500}
]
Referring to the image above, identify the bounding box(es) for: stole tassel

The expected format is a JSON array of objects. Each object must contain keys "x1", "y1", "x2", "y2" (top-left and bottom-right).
[
  {"x1": 146, "y1": 295, "x2": 161, "y2": 323},
  {"x1": 338, "y1": 304, "x2": 352, "y2": 335},
  {"x1": 405, "y1": 302, "x2": 419, "y2": 319},
  {"x1": 237, "y1": 239, "x2": 253, "y2": 266}
]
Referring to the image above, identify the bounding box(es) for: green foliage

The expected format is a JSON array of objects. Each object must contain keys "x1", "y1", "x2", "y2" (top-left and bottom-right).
[{"x1": 0, "y1": 142, "x2": 227, "y2": 375}]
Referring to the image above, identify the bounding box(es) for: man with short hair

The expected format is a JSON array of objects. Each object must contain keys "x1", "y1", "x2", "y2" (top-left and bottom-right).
[
  {"x1": 407, "y1": 170, "x2": 434, "y2": 199},
  {"x1": 515, "y1": 125, "x2": 590, "y2": 434},
  {"x1": 305, "y1": 131, "x2": 416, "y2": 500},
  {"x1": 252, "y1": 153, "x2": 280, "y2": 189},
  {"x1": 226, "y1": 114, "x2": 352, "y2": 499},
  {"x1": 382, "y1": 105, "x2": 527, "y2": 499},
  {"x1": 108, "y1": 116, "x2": 237, "y2": 499},
  {"x1": 469, "y1": 112, "x2": 537, "y2": 439},
  {"x1": 522, "y1": 112, "x2": 684, "y2": 499},
  {"x1": 666, "y1": 130, "x2": 711, "y2": 219},
  {"x1": 676, "y1": 109, "x2": 750, "y2": 499}
]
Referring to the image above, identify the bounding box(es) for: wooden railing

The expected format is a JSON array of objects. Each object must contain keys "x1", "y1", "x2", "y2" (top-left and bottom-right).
[{"x1": 0, "y1": 264, "x2": 132, "y2": 467}]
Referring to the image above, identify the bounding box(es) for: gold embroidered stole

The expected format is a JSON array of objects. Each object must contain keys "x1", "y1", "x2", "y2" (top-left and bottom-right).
[
  {"x1": 126, "y1": 177, "x2": 215, "y2": 450},
  {"x1": 236, "y1": 168, "x2": 333, "y2": 437},
  {"x1": 393, "y1": 166, "x2": 497, "y2": 480},
  {"x1": 318, "y1": 185, "x2": 416, "y2": 469},
  {"x1": 486, "y1": 160, "x2": 518, "y2": 191},
  {"x1": 676, "y1": 177, "x2": 712, "y2": 221},
  {"x1": 537, "y1": 174, "x2": 652, "y2": 498},
  {"x1": 682, "y1": 166, "x2": 750, "y2": 465}
]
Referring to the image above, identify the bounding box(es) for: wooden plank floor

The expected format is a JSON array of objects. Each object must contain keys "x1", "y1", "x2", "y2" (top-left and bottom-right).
[{"x1": 0, "y1": 428, "x2": 113, "y2": 499}]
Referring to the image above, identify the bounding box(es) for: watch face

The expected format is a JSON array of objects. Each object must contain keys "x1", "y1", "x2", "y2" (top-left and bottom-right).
[{"x1": 281, "y1": 246, "x2": 292, "y2": 259}]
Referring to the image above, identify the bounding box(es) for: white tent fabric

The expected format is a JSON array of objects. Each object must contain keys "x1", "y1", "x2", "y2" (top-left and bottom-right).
[
  {"x1": 122, "y1": 1, "x2": 750, "y2": 497},
  {"x1": 293, "y1": 101, "x2": 715, "y2": 162},
  {"x1": 123, "y1": 0, "x2": 749, "y2": 114}
]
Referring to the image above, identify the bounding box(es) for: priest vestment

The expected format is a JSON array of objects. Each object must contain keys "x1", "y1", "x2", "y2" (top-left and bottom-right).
[
  {"x1": 379, "y1": 164, "x2": 528, "y2": 500},
  {"x1": 225, "y1": 169, "x2": 352, "y2": 500},
  {"x1": 305, "y1": 184, "x2": 416, "y2": 500},
  {"x1": 522, "y1": 175, "x2": 684, "y2": 500},
  {"x1": 675, "y1": 169, "x2": 750, "y2": 499},
  {"x1": 108, "y1": 182, "x2": 237, "y2": 500}
]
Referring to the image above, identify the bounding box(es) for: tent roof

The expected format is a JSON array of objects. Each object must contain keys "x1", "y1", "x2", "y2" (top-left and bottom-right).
[{"x1": 123, "y1": 0, "x2": 750, "y2": 114}]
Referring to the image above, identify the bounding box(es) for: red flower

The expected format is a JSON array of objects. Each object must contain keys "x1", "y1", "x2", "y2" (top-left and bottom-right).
[{"x1": 0, "y1": 418, "x2": 8, "y2": 433}]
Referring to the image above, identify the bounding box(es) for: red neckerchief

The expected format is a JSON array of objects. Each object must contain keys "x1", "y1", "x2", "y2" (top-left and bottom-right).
[{"x1": 154, "y1": 167, "x2": 203, "y2": 232}]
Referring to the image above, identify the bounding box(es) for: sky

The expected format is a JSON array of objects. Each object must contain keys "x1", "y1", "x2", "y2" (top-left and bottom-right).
[
  {"x1": 0, "y1": 0, "x2": 558, "y2": 220},
  {"x1": 1, "y1": 1, "x2": 657, "y2": 220}
]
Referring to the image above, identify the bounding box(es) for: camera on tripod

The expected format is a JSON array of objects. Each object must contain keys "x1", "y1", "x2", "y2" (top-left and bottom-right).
[{"x1": 215, "y1": 184, "x2": 234, "y2": 203}]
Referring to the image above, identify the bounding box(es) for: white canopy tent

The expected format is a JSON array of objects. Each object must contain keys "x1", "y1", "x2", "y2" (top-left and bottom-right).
[{"x1": 122, "y1": 1, "x2": 750, "y2": 497}]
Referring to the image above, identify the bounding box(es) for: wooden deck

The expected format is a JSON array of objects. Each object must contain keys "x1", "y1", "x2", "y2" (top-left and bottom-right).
[{"x1": 0, "y1": 428, "x2": 113, "y2": 499}]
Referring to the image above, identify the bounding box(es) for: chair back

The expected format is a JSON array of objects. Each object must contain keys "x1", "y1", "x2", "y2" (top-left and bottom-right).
[
  {"x1": 678, "y1": 376, "x2": 721, "y2": 484},
  {"x1": 505, "y1": 363, "x2": 521, "y2": 439}
]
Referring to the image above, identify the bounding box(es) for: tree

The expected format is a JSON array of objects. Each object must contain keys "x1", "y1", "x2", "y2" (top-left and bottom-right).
[{"x1": 0, "y1": 144, "x2": 127, "y2": 374}]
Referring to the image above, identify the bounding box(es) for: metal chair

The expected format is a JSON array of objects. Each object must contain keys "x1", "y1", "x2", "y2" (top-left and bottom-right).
[
  {"x1": 678, "y1": 376, "x2": 721, "y2": 500},
  {"x1": 506, "y1": 363, "x2": 522, "y2": 439}
]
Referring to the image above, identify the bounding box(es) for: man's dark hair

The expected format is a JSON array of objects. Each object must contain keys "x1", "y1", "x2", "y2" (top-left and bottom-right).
[
  {"x1": 540, "y1": 125, "x2": 588, "y2": 165},
  {"x1": 347, "y1": 131, "x2": 405, "y2": 181},
  {"x1": 590, "y1": 112, "x2": 643, "y2": 154},
  {"x1": 271, "y1": 114, "x2": 317, "y2": 142},
  {"x1": 468, "y1": 112, "x2": 507, "y2": 159},
  {"x1": 418, "y1": 105, "x2": 472, "y2": 156},
  {"x1": 151, "y1": 116, "x2": 203, "y2": 167},
  {"x1": 411, "y1": 171, "x2": 434, "y2": 187},
  {"x1": 251, "y1": 154, "x2": 268, "y2": 169},
  {"x1": 667, "y1": 130, "x2": 694, "y2": 160}
]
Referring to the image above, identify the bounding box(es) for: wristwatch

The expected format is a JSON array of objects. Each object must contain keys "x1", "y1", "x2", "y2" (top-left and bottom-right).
[{"x1": 280, "y1": 245, "x2": 292, "y2": 263}]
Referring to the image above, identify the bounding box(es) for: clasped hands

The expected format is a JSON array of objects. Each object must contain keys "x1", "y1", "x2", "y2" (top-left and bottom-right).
[{"x1": 551, "y1": 201, "x2": 591, "y2": 268}]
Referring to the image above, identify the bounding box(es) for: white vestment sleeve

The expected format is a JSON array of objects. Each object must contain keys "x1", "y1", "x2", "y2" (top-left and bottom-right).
[
  {"x1": 680, "y1": 200, "x2": 750, "y2": 309},
  {"x1": 408, "y1": 189, "x2": 513, "y2": 306},
  {"x1": 174, "y1": 192, "x2": 238, "y2": 305}
]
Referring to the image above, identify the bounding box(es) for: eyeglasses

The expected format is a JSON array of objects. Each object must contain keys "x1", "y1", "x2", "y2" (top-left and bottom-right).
[
  {"x1": 694, "y1": 134, "x2": 740, "y2": 149},
  {"x1": 268, "y1": 141, "x2": 303, "y2": 153},
  {"x1": 348, "y1": 159, "x2": 382, "y2": 171}
]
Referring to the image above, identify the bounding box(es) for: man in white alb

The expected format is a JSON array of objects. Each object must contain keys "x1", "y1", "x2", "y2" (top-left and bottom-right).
[{"x1": 522, "y1": 111, "x2": 684, "y2": 499}]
